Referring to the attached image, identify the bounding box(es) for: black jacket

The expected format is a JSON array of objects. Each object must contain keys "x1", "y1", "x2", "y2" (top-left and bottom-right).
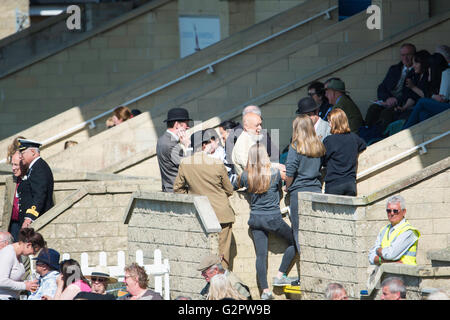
[
  {"x1": 18, "y1": 157, "x2": 54, "y2": 223},
  {"x1": 377, "y1": 61, "x2": 415, "y2": 104}
]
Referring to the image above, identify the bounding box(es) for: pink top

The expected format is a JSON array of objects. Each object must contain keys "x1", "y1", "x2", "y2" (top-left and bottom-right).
[{"x1": 73, "y1": 280, "x2": 91, "y2": 293}]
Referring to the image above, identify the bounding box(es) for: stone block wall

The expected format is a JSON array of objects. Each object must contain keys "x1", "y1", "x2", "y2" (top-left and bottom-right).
[
  {"x1": 125, "y1": 190, "x2": 299, "y2": 300},
  {"x1": 125, "y1": 192, "x2": 222, "y2": 299},
  {"x1": 297, "y1": 159, "x2": 450, "y2": 299},
  {"x1": 0, "y1": 0, "x2": 29, "y2": 40},
  {"x1": 0, "y1": 0, "x2": 338, "y2": 162},
  {"x1": 30, "y1": 180, "x2": 160, "y2": 267}
]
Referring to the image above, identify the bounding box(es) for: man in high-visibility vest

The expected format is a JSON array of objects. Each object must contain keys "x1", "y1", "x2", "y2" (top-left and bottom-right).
[{"x1": 368, "y1": 195, "x2": 420, "y2": 266}]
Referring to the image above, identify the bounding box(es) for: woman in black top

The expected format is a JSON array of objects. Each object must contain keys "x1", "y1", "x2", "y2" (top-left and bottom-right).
[
  {"x1": 322, "y1": 108, "x2": 366, "y2": 196},
  {"x1": 285, "y1": 115, "x2": 326, "y2": 252},
  {"x1": 238, "y1": 143, "x2": 296, "y2": 300},
  {"x1": 395, "y1": 50, "x2": 431, "y2": 119}
]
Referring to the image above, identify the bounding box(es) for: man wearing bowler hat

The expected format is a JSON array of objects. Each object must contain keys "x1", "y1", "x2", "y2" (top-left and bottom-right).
[
  {"x1": 174, "y1": 129, "x2": 235, "y2": 269},
  {"x1": 156, "y1": 107, "x2": 192, "y2": 192},
  {"x1": 28, "y1": 248, "x2": 60, "y2": 300},
  {"x1": 295, "y1": 96, "x2": 331, "y2": 141},
  {"x1": 324, "y1": 78, "x2": 364, "y2": 133},
  {"x1": 17, "y1": 139, "x2": 54, "y2": 229}
]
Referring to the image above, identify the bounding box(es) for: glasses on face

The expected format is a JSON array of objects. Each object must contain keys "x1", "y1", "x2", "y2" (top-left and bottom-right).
[
  {"x1": 386, "y1": 209, "x2": 401, "y2": 214},
  {"x1": 308, "y1": 92, "x2": 317, "y2": 97},
  {"x1": 91, "y1": 277, "x2": 107, "y2": 283}
]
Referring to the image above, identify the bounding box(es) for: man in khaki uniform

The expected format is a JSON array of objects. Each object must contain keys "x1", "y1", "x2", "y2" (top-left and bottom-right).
[{"x1": 174, "y1": 129, "x2": 235, "y2": 268}]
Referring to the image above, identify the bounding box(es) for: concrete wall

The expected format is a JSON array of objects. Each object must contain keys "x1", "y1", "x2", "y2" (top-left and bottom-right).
[
  {"x1": 0, "y1": 0, "x2": 29, "y2": 40},
  {"x1": 298, "y1": 158, "x2": 450, "y2": 299},
  {"x1": 0, "y1": 0, "x2": 336, "y2": 162},
  {"x1": 125, "y1": 190, "x2": 298, "y2": 300},
  {"x1": 30, "y1": 179, "x2": 160, "y2": 267},
  {"x1": 356, "y1": 109, "x2": 450, "y2": 196},
  {"x1": 125, "y1": 192, "x2": 222, "y2": 299}
]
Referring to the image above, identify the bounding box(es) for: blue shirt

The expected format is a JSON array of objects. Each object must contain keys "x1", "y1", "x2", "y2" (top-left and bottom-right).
[{"x1": 28, "y1": 270, "x2": 59, "y2": 300}]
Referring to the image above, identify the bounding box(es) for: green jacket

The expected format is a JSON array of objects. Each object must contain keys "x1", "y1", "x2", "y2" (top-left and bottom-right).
[{"x1": 333, "y1": 94, "x2": 364, "y2": 133}]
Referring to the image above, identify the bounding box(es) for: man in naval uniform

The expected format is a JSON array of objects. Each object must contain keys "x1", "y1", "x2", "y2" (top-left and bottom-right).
[{"x1": 17, "y1": 139, "x2": 54, "y2": 228}]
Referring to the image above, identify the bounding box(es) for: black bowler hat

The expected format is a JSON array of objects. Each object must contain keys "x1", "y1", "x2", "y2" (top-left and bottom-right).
[
  {"x1": 17, "y1": 139, "x2": 42, "y2": 151},
  {"x1": 296, "y1": 97, "x2": 319, "y2": 114},
  {"x1": 164, "y1": 107, "x2": 192, "y2": 123},
  {"x1": 33, "y1": 248, "x2": 60, "y2": 271}
]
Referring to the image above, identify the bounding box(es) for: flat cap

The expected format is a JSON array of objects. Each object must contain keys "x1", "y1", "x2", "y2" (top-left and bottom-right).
[{"x1": 197, "y1": 254, "x2": 221, "y2": 271}]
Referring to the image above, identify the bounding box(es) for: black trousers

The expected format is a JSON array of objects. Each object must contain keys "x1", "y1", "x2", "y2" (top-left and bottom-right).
[{"x1": 325, "y1": 179, "x2": 356, "y2": 196}]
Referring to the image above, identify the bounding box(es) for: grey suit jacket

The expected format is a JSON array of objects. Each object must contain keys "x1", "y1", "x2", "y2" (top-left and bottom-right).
[{"x1": 156, "y1": 131, "x2": 186, "y2": 192}]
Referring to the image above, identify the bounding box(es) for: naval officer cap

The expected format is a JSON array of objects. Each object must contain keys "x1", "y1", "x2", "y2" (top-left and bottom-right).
[{"x1": 17, "y1": 139, "x2": 42, "y2": 151}]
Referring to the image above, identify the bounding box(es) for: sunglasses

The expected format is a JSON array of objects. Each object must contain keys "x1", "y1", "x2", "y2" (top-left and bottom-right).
[
  {"x1": 386, "y1": 209, "x2": 401, "y2": 214},
  {"x1": 307, "y1": 92, "x2": 317, "y2": 97},
  {"x1": 91, "y1": 277, "x2": 107, "y2": 283}
]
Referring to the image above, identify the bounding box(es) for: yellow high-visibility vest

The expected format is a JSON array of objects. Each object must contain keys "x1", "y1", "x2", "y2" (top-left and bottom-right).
[{"x1": 380, "y1": 220, "x2": 420, "y2": 265}]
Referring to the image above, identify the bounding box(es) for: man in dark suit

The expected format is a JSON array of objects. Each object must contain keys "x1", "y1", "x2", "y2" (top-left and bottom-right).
[
  {"x1": 17, "y1": 139, "x2": 54, "y2": 229},
  {"x1": 365, "y1": 43, "x2": 416, "y2": 131},
  {"x1": 156, "y1": 107, "x2": 192, "y2": 192}
]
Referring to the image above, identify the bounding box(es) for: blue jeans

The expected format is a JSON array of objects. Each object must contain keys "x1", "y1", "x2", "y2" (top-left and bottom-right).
[
  {"x1": 403, "y1": 98, "x2": 450, "y2": 129},
  {"x1": 248, "y1": 213, "x2": 296, "y2": 290}
]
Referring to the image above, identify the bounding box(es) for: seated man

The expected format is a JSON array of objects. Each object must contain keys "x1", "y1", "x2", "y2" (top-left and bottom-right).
[
  {"x1": 325, "y1": 78, "x2": 364, "y2": 133},
  {"x1": 28, "y1": 248, "x2": 60, "y2": 300},
  {"x1": 197, "y1": 254, "x2": 251, "y2": 300},
  {"x1": 174, "y1": 130, "x2": 235, "y2": 269},
  {"x1": 368, "y1": 195, "x2": 420, "y2": 266},
  {"x1": 365, "y1": 43, "x2": 416, "y2": 131},
  {"x1": 380, "y1": 277, "x2": 407, "y2": 300}
]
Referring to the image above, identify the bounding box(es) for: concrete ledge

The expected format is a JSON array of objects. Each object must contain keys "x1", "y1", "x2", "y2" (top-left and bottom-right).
[{"x1": 123, "y1": 191, "x2": 222, "y2": 234}]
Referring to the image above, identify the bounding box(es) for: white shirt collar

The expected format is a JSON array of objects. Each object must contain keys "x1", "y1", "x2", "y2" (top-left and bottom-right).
[
  {"x1": 29, "y1": 156, "x2": 41, "y2": 170},
  {"x1": 166, "y1": 129, "x2": 180, "y2": 142}
]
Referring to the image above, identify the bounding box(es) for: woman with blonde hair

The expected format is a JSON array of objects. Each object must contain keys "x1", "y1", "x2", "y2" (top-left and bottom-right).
[
  {"x1": 285, "y1": 114, "x2": 326, "y2": 252},
  {"x1": 238, "y1": 143, "x2": 296, "y2": 300},
  {"x1": 207, "y1": 274, "x2": 247, "y2": 300},
  {"x1": 322, "y1": 108, "x2": 366, "y2": 196}
]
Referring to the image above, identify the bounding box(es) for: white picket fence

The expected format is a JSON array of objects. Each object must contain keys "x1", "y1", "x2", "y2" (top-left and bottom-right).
[{"x1": 30, "y1": 249, "x2": 170, "y2": 300}]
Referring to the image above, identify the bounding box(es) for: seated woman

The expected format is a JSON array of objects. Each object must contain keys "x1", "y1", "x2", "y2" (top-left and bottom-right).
[
  {"x1": 322, "y1": 108, "x2": 366, "y2": 196},
  {"x1": 403, "y1": 50, "x2": 450, "y2": 129},
  {"x1": 394, "y1": 50, "x2": 431, "y2": 119},
  {"x1": 44, "y1": 259, "x2": 91, "y2": 300},
  {"x1": 0, "y1": 228, "x2": 46, "y2": 300},
  {"x1": 238, "y1": 143, "x2": 295, "y2": 300}
]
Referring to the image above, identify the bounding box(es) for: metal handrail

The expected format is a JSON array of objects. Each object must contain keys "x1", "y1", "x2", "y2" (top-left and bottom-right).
[
  {"x1": 356, "y1": 130, "x2": 450, "y2": 180},
  {"x1": 0, "y1": 4, "x2": 338, "y2": 162}
]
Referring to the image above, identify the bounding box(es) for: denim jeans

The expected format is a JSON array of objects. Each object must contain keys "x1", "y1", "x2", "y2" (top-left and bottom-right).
[
  {"x1": 248, "y1": 213, "x2": 296, "y2": 290},
  {"x1": 403, "y1": 98, "x2": 450, "y2": 129}
]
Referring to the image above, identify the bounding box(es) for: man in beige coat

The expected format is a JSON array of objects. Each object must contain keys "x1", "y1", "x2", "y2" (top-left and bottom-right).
[{"x1": 174, "y1": 129, "x2": 235, "y2": 269}]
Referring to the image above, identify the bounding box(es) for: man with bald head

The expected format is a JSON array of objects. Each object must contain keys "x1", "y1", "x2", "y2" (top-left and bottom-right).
[{"x1": 231, "y1": 112, "x2": 265, "y2": 176}]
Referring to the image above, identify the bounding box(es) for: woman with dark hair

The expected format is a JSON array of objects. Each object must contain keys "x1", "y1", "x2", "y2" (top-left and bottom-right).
[
  {"x1": 44, "y1": 259, "x2": 91, "y2": 300},
  {"x1": 238, "y1": 143, "x2": 295, "y2": 300},
  {"x1": 322, "y1": 108, "x2": 366, "y2": 196},
  {"x1": 395, "y1": 50, "x2": 431, "y2": 117},
  {"x1": 307, "y1": 81, "x2": 332, "y2": 121},
  {"x1": 0, "y1": 228, "x2": 46, "y2": 300},
  {"x1": 403, "y1": 47, "x2": 450, "y2": 130},
  {"x1": 218, "y1": 120, "x2": 239, "y2": 147},
  {"x1": 285, "y1": 115, "x2": 326, "y2": 253}
]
